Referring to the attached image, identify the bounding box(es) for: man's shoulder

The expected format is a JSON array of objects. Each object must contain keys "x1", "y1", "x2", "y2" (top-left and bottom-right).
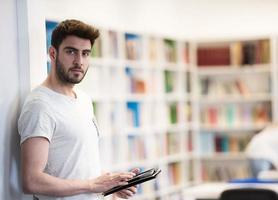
[{"x1": 22, "y1": 86, "x2": 53, "y2": 111}]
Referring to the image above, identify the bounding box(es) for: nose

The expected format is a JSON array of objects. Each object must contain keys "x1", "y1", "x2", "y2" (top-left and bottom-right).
[{"x1": 73, "y1": 52, "x2": 83, "y2": 67}]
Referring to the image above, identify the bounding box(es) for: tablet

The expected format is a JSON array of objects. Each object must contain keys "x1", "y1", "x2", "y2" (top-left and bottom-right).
[{"x1": 103, "y1": 168, "x2": 161, "y2": 196}]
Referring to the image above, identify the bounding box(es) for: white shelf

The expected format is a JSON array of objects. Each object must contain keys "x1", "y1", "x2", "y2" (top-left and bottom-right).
[
  {"x1": 199, "y1": 152, "x2": 247, "y2": 160},
  {"x1": 124, "y1": 59, "x2": 145, "y2": 68},
  {"x1": 197, "y1": 64, "x2": 271, "y2": 76},
  {"x1": 199, "y1": 93, "x2": 272, "y2": 104},
  {"x1": 199, "y1": 123, "x2": 269, "y2": 132},
  {"x1": 164, "y1": 93, "x2": 185, "y2": 101}
]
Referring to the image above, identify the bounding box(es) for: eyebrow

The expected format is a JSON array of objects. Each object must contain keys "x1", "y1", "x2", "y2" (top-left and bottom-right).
[{"x1": 63, "y1": 46, "x2": 91, "y2": 53}]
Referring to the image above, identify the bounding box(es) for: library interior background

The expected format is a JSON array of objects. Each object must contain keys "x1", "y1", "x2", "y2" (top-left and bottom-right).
[{"x1": 3, "y1": 0, "x2": 278, "y2": 199}]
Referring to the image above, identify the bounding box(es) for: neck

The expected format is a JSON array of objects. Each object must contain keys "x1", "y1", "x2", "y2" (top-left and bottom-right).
[{"x1": 42, "y1": 75, "x2": 76, "y2": 98}]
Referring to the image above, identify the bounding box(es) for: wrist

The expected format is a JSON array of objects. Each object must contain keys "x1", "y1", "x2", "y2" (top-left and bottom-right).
[{"x1": 86, "y1": 179, "x2": 94, "y2": 193}]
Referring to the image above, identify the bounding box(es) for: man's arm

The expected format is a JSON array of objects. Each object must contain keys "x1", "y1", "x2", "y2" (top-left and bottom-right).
[{"x1": 21, "y1": 137, "x2": 135, "y2": 197}]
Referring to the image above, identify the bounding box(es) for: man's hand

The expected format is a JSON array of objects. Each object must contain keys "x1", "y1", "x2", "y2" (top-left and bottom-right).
[
  {"x1": 115, "y1": 168, "x2": 140, "y2": 199},
  {"x1": 89, "y1": 171, "x2": 136, "y2": 193}
]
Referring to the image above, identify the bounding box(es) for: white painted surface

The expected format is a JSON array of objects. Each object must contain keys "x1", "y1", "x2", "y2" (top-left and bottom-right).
[
  {"x1": 44, "y1": 0, "x2": 278, "y2": 39},
  {"x1": 0, "y1": 0, "x2": 21, "y2": 199}
]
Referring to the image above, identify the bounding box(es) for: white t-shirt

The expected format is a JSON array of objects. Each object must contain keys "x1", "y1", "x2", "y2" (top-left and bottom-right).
[
  {"x1": 245, "y1": 125, "x2": 278, "y2": 169},
  {"x1": 18, "y1": 86, "x2": 102, "y2": 200}
]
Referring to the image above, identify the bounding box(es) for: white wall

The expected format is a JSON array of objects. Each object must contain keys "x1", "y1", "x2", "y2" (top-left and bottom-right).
[
  {"x1": 0, "y1": 0, "x2": 21, "y2": 199},
  {"x1": 0, "y1": 0, "x2": 47, "y2": 199},
  {"x1": 44, "y1": 0, "x2": 278, "y2": 40}
]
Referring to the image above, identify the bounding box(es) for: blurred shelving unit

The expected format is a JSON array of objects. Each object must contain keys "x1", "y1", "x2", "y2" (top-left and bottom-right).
[
  {"x1": 46, "y1": 20, "x2": 278, "y2": 200},
  {"x1": 75, "y1": 28, "x2": 192, "y2": 200},
  {"x1": 189, "y1": 37, "x2": 278, "y2": 185}
]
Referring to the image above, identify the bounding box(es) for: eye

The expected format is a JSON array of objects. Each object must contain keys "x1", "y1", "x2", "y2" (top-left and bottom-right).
[
  {"x1": 66, "y1": 49, "x2": 75, "y2": 55},
  {"x1": 83, "y1": 51, "x2": 91, "y2": 57}
]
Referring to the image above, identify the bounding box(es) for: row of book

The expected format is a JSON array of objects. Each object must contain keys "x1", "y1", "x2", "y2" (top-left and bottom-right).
[
  {"x1": 99, "y1": 132, "x2": 192, "y2": 165},
  {"x1": 199, "y1": 132, "x2": 253, "y2": 153},
  {"x1": 200, "y1": 76, "x2": 270, "y2": 96},
  {"x1": 126, "y1": 133, "x2": 185, "y2": 162},
  {"x1": 201, "y1": 160, "x2": 251, "y2": 182},
  {"x1": 126, "y1": 69, "x2": 188, "y2": 94},
  {"x1": 91, "y1": 30, "x2": 189, "y2": 64},
  {"x1": 93, "y1": 101, "x2": 192, "y2": 135},
  {"x1": 46, "y1": 21, "x2": 190, "y2": 65},
  {"x1": 126, "y1": 101, "x2": 192, "y2": 127},
  {"x1": 80, "y1": 66, "x2": 191, "y2": 97},
  {"x1": 81, "y1": 65, "x2": 269, "y2": 98},
  {"x1": 201, "y1": 103, "x2": 271, "y2": 126},
  {"x1": 197, "y1": 39, "x2": 270, "y2": 66}
]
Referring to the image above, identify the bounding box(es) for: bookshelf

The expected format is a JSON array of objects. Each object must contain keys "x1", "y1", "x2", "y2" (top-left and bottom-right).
[
  {"x1": 190, "y1": 37, "x2": 277, "y2": 184},
  {"x1": 73, "y1": 27, "x2": 191, "y2": 200},
  {"x1": 46, "y1": 20, "x2": 278, "y2": 199}
]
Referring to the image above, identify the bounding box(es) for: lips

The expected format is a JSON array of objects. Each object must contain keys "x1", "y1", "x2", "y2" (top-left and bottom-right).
[{"x1": 70, "y1": 68, "x2": 83, "y2": 73}]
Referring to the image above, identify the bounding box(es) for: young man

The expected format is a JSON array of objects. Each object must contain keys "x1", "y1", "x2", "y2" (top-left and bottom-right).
[{"x1": 18, "y1": 19, "x2": 139, "y2": 200}]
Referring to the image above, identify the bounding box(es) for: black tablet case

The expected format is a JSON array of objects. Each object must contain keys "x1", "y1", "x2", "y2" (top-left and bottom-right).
[{"x1": 103, "y1": 168, "x2": 161, "y2": 196}]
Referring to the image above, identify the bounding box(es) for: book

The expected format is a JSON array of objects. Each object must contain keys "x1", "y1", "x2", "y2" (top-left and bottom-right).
[
  {"x1": 230, "y1": 42, "x2": 242, "y2": 67},
  {"x1": 125, "y1": 67, "x2": 146, "y2": 93},
  {"x1": 127, "y1": 102, "x2": 140, "y2": 127},
  {"x1": 125, "y1": 33, "x2": 142, "y2": 60},
  {"x1": 108, "y1": 30, "x2": 119, "y2": 58},
  {"x1": 169, "y1": 103, "x2": 178, "y2": 124},
  {"x1": 164, "y1": 39, "x2": 177, "y2": 63},
  {"x1": 235, "y1": 79, "x2": 250, "y2": 95},
  {"x1": 261, "y1": 39, "x2": 271, "y2": 64},
  {"x1": 184, "y1": 42, "x2": 190, "y2": 64},
  {"x1": 164, "y1": 70, "x2": 174, "y2": 93},
  {"x1": 242, "y1": 42, "x2": 256, "y2": 65},
  {"x1": 149, "y1": 37, "x2": 158, "y2": 62},
  {"x1": 168, "y1": 162, "x2": 182, "y2": 185},
  {"x1": 197, "y1": 46, "x2": 230, "y2": 66},
  {"x1": 167, "y1": 132, "x2": 181, "y2": 155}
]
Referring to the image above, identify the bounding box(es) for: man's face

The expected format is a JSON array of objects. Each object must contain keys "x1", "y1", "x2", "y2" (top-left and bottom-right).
[{"x1": 55, "y1": 35, "x2": 92, "y2": 84}]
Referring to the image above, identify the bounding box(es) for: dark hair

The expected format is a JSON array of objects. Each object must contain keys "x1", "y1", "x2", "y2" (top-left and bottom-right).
[{"x1": 51, "y1": 19, "x2": 99, "y2": 50}]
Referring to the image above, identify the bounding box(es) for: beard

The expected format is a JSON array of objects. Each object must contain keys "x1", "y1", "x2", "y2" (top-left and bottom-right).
[{"x1": 55, "y1": 56, "x2": 88, "y2": 84}]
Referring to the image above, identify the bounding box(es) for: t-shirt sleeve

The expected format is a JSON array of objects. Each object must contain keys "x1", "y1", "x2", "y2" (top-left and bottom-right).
[{"x1": 18, "y1": 102, "x2": 56, "y2": 145}]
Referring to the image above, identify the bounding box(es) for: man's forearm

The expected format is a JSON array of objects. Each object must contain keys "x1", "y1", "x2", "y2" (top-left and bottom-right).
[{"x1": 23, "y1": 172, "x2": 92, "y2": 197}]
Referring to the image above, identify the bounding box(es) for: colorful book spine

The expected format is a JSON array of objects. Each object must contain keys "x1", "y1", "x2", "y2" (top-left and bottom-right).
[
  {"x1": 127, "y1": 102, "x2": 140, "y2": 127},
  {"x1": 125, "y1": 33, "x2": 142, "y2": 60},
  {"x1": 163, "y1": 39, "x2": 177, "y2": 63}
]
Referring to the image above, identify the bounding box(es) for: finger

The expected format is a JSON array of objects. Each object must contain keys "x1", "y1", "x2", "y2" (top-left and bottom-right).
[
  {"x1": 109, "y1": 175, "x2": 129, "y2": 186},
  {"x1": 114, "y1": 173, "x2": 134, "y2": 181},
  {"x1": 118, "y1": 181, "x2": 129, "y2": 186},
  {"x1": 127, "y1": 186, "x2": 137, "y2": 194},
  {"x1": 116, "y1": 191, "x2": 130, "y2": 199},
  {"x1": 131, "y1": 168, "x2": 140, "y2": 174},
  {"x1": 119, "y1": 189, "x2": 134, "y2": 197},
  {"x1": 114, "y1": 172, "x2": 135, "y2": 178}
]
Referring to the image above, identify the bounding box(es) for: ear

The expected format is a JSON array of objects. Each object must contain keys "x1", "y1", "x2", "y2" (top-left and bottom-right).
[{"x1": 49, "y1": 46, "x2": 57, "y2": 61}]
